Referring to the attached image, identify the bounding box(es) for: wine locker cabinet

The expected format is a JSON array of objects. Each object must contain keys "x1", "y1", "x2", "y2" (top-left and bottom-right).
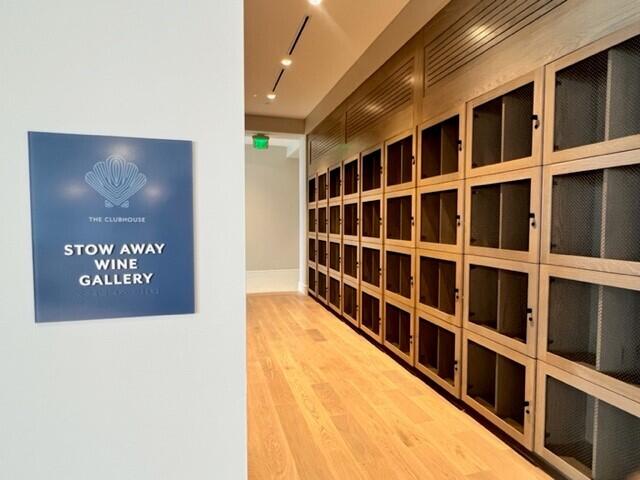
[
  {"x1": 417, "y1": 180, "x2": 463, "y2": 253},
  {"x1": 361, "y1": 194, "x2": 383, "y2": 243},
  {"x1": 535, "y1": 362, "x2": 640, "y2": 480},
  {"x1": 342, "y1": 279, "x2": 359, "y2": 327},
  {"x1": 462, "y1": 330, "x2": 536, "y2": 448},
  {"x1": 329, "y1": 164, "x2": 341, "y2": 201},
  {"x1": 415, "y1": 313, "x2": 461, "y2": 397},
  {"x1": 329, "y1": 273, "x2": 341, "y2": 316},
  {"x1": 342, "y1": 240, "x2": 359, "y2": 283},
  {"x1": 544, "y1": 25, "x2": 640, "y2": 164},
  {"x1": 464, "y1": 255, "x2": 538, "y2": 357},
  {"x1": 465, "y1": 167, "x2": 541, "y2": 263},
  {"x1": 342, "y1": 199, "x2": 359, "y2": 243},
  {"x1": 343, "y1": 156, "x2": 359, "y2": 202},
  {"x1": 384, "y1": 298, "x2": 414, "y2": 365},
  {"x1": 361, "y1": 145, "x2": 383, "y2": 197},
  {"x1": 541, "y1": 150, "x2": 640, "y2": 275},
  {"x1": 416, "y1": 249, "x2": 462, "y2": 326},
  {"x1": 418, "y1": 105, "x2": 465, "y2": 186},
  {"x1": 308, "y1": 266, "x2": 316, "y2": 298},
  {"x1": 361, "y1": 243, "x2": 382, "y2": 293},
  {"x1": 329, "y1": 202, "x2": 341, "y2": 240},
  {"x1": 384, "y1": 130, "x2": 415, "y2": 193},
  {"x1": 360, "y1": 287, "x2": 382, "y2": 343},
  {"x1": 384, "y1": 246, "x2": 415, "y2": 308},
  {"x1": 538, "y1": 265, "x2": 640, "y2": 403},
  {"x1": 465, "y1": 69, "x2": 543, "y2": 178},
  {"x1": 385, "y1": 189, "x2": 415, "y2": 248}
]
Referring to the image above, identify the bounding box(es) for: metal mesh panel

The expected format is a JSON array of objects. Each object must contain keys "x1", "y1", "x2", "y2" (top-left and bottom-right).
[
  {"x1": 551, "y1": 170, "x2": 603, "y2": 257},
  {"x1": 502, "y1": 82, "x2": 534, "y2": 162},
  {"x1": 470, "y1": 184, "x2": 500, "y2": 247},
  {"x1": 554, "y1": 33, "x2": 640, "y2": 150},
  {"x1": 554, "y1": 51, "x2": 608, "y2": 151},
  {"x1": 544, "y1": 376, "x2": 594, "y2": 474},
  {"x1": 551, "y1": 164, "x2": 640, "y2": 261},
  {"x1": 548, "y1": 276, "x2": 640, "y2": 386}
]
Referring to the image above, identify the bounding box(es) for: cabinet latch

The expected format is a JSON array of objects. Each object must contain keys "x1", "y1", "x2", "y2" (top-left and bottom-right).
[
  {"x1": 457, "y1": 139, "x2": 463, "y2": 152},
  {"x1": 527, "y1": 308, "x2": 534, "y2": 324},
  {"x1": 529, "y1": 212, "x2": 536, "y2": 228},
  {"x1": 531, "y1": 114, "x2": 540, "y2": 129}
]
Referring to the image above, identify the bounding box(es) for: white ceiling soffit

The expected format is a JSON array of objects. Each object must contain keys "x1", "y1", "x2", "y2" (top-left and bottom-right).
[
  {"x1": 305, "y1": 0, "x2": 450, "y2": 133},
  {"x1": 244, "y1": 0, "x2": 413, "y2": 119}
]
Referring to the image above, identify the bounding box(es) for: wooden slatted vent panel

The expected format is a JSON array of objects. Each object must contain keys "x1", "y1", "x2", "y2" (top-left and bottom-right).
[
  {"x1": 424, "y1": 0, "x2": 567, "y2": 88},
  {"x1": 346, "y1": 58, "x2": 414, "y2": 142},
  {"x1": 309, "y1": 116, "x2": 345, "y2": 163}
]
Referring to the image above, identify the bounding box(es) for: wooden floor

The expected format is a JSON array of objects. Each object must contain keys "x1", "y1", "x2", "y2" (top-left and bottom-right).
[{"x1": 247, "y1": 293, "x2": 551, "y2": 480}]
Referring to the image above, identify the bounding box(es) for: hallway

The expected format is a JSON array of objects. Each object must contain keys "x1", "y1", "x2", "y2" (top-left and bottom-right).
[{"x1": 247, "y1": 293, "x2": 551, "y2": 480}]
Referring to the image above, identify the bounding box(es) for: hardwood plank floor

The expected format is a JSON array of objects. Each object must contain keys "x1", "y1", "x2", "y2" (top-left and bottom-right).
[{"x1": 247, "y1": 293, "x2": 551, "y2": 480}]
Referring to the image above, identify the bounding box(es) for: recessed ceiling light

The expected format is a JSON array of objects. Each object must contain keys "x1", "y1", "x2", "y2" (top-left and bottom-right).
[
  {"x1": 267, "y1": 93, "x2": 276, "y2": 100},
  {"x1": 281, "y1": 58, "x2": 292, "y2": 67},
  {"x1": 309, "y1": 0, "x2": 321, "y2": 5}
]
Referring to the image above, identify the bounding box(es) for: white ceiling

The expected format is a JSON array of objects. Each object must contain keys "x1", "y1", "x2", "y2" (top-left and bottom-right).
[{"x1": 244, "y1": 0, "x2": 411, "y2": 119}]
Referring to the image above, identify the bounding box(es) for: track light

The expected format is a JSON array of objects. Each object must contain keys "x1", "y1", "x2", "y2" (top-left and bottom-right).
[{"x1": 266, "y1": 93, "x2": 276, "y2": 100}]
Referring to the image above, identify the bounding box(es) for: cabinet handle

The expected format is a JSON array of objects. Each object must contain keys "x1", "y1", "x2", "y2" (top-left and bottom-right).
[
  {"x1": 456, "y1": 214, "x2": 461, "y2": 227},
  {"x1": 524, "y1": 400, "x2": 531, "y2": 415},
  {"x1": 527, "y1": 308, "x2": 534, "y2": 325},
  {"x1": 455, "y1": 288, "x2": 460, "y2": 302},
  {"x1": 529, "y1": 212, "x2": 536, "y2": 228},
  {"x1": 457, "y1": 139, "x2": 463, "y2": 152},
  {"x1": 531, "y1": 114, "x2": 540, "y2": 130},
  {"x1": 410, "y1": 276, "x2": 414, "y2": 287},
  {"x1": 454, "y1": 360, "x2": 459, "y2": 371},
  {"x1": 411, "y1": 155, "x2": 415, "y2": 165},
  {"x1": 411, "y1": 216, "x2": 415, "y2": 226}
]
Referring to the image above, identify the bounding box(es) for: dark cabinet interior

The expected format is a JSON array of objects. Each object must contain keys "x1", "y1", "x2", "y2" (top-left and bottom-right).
[
  {"x1": 343, "y1": 158, "x2": 358, "y2": 196},
  {"x1": 308, "y1": 238, "x2": 316, "y2": 263},
  {"x1": 308, "y1": 177, "x2": 316, "y2": 203},
  {"x1": 551, "y1": 164, "x2": 640, "y2": 262},
  {"x1": 361, "y1": 291, "x2": 380, "y2": 335},
  {"x1": 554, "y1": 34, "x2": 640, "y2": 151},
  {"x1": 329, "y1": 276, "x2": 341, "y2": 309},
  {"x1": 547, "y1": 276, "x2": 640, "y2": 386},
  {"x1": 362, "y1": 246, "x2": 381, "y2": 288},
  {"x1": 343, "y1": 283, "x2": 358, "y2": 319},
  {"x1": 385, "y1": 250, "x2": 412, "y2": 300},
  {"x1": 329, "y1": 241, "x2": 340, "y2": 272},
  {"x1": 417, "y1": 317, "x2": 456, "y2": 385},
  {"x1": 343, "y1": 244, "x2": 358, "y2": 280},
  {"x1": 420, "y1": 189, "x2": 458, "y2": 245},
  {"x1": 467, "y1": 340, "x2": 526, "y2": 432},
  {"x1": 419, "y1": 256, "x2": 456, "y2": 316},
  {"x1": 468, "y1": 264, "x2": 528, "y2": 343},
  {"x1": 386, "y1": 195, "x2": 413, "y2": 241},
  {"x1": 318, "y1": 172, "x2": 327, "y2": 201},
  {"x1": 318, "y1": 240, "x2": 327, "y2": 267},
  {"x1": 421, "y1": 115, "x2": 460, "y2": 179},
  {"x1": 385, "y1": 302, "x2": 411, "y2": 354},
  {"x1": 470, "y1": 179, "x2": 531, "y2": 251},
  {"x1": 387, "y1": 135, "x2": 414, "y2": 187},
  {"x1": 362, "y1": 148, "x2": 382, "y2": 193},
  {"x1": 343, "y1": 202, "x2": 359, "y2": 237},
  {"x1": 471, "y1": 82, "x2": 534, "y2": 169},
  {"x1": 318, "y1": 271, "x2": 327, "y2": 299},
  {"x1": 308, "y1": 209, "x2": 316, "y2": 233},
  {"x1": 308, "y1": 268, "x2": 316, "y2": 293},
  {"x1": 329, "y1": 205, "x2": 341, "y2": 235},
  {"x1": 318, "y1": 206, "x2": 328, "y2": 234},
  {"x1": 362, "y1": 198, "x2": 382, "y2": 239},
  {"x1": 329, "y1": 167, "x2": 341, "y2": 199}
]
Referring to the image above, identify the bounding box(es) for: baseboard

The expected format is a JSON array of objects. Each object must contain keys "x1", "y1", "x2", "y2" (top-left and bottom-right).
[{"x1": 246, "y1": 269, "x2": 300, "y2": 293}]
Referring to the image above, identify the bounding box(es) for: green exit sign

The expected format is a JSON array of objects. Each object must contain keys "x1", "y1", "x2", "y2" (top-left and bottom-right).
[{"x1": 252, "y1": 134, "x2": 269, "y2": 150}]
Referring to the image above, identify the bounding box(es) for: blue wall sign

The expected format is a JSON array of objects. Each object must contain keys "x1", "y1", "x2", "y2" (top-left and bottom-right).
[{"x1": 28, "y1": 132, "x2": 195, "y2": 322}]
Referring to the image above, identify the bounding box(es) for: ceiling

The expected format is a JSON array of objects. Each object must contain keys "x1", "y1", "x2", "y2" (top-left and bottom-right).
[{"x1": 244, "y1": 0, "x2": 411, "y2": 119}]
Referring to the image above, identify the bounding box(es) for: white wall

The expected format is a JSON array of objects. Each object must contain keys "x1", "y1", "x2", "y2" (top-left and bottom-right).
[
  {"x1": 0, "y1": 1, "x2": 246, "y2": 479},
  {"x1": 245, "y1": 144, "x2": 300, "y2": 292}
]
